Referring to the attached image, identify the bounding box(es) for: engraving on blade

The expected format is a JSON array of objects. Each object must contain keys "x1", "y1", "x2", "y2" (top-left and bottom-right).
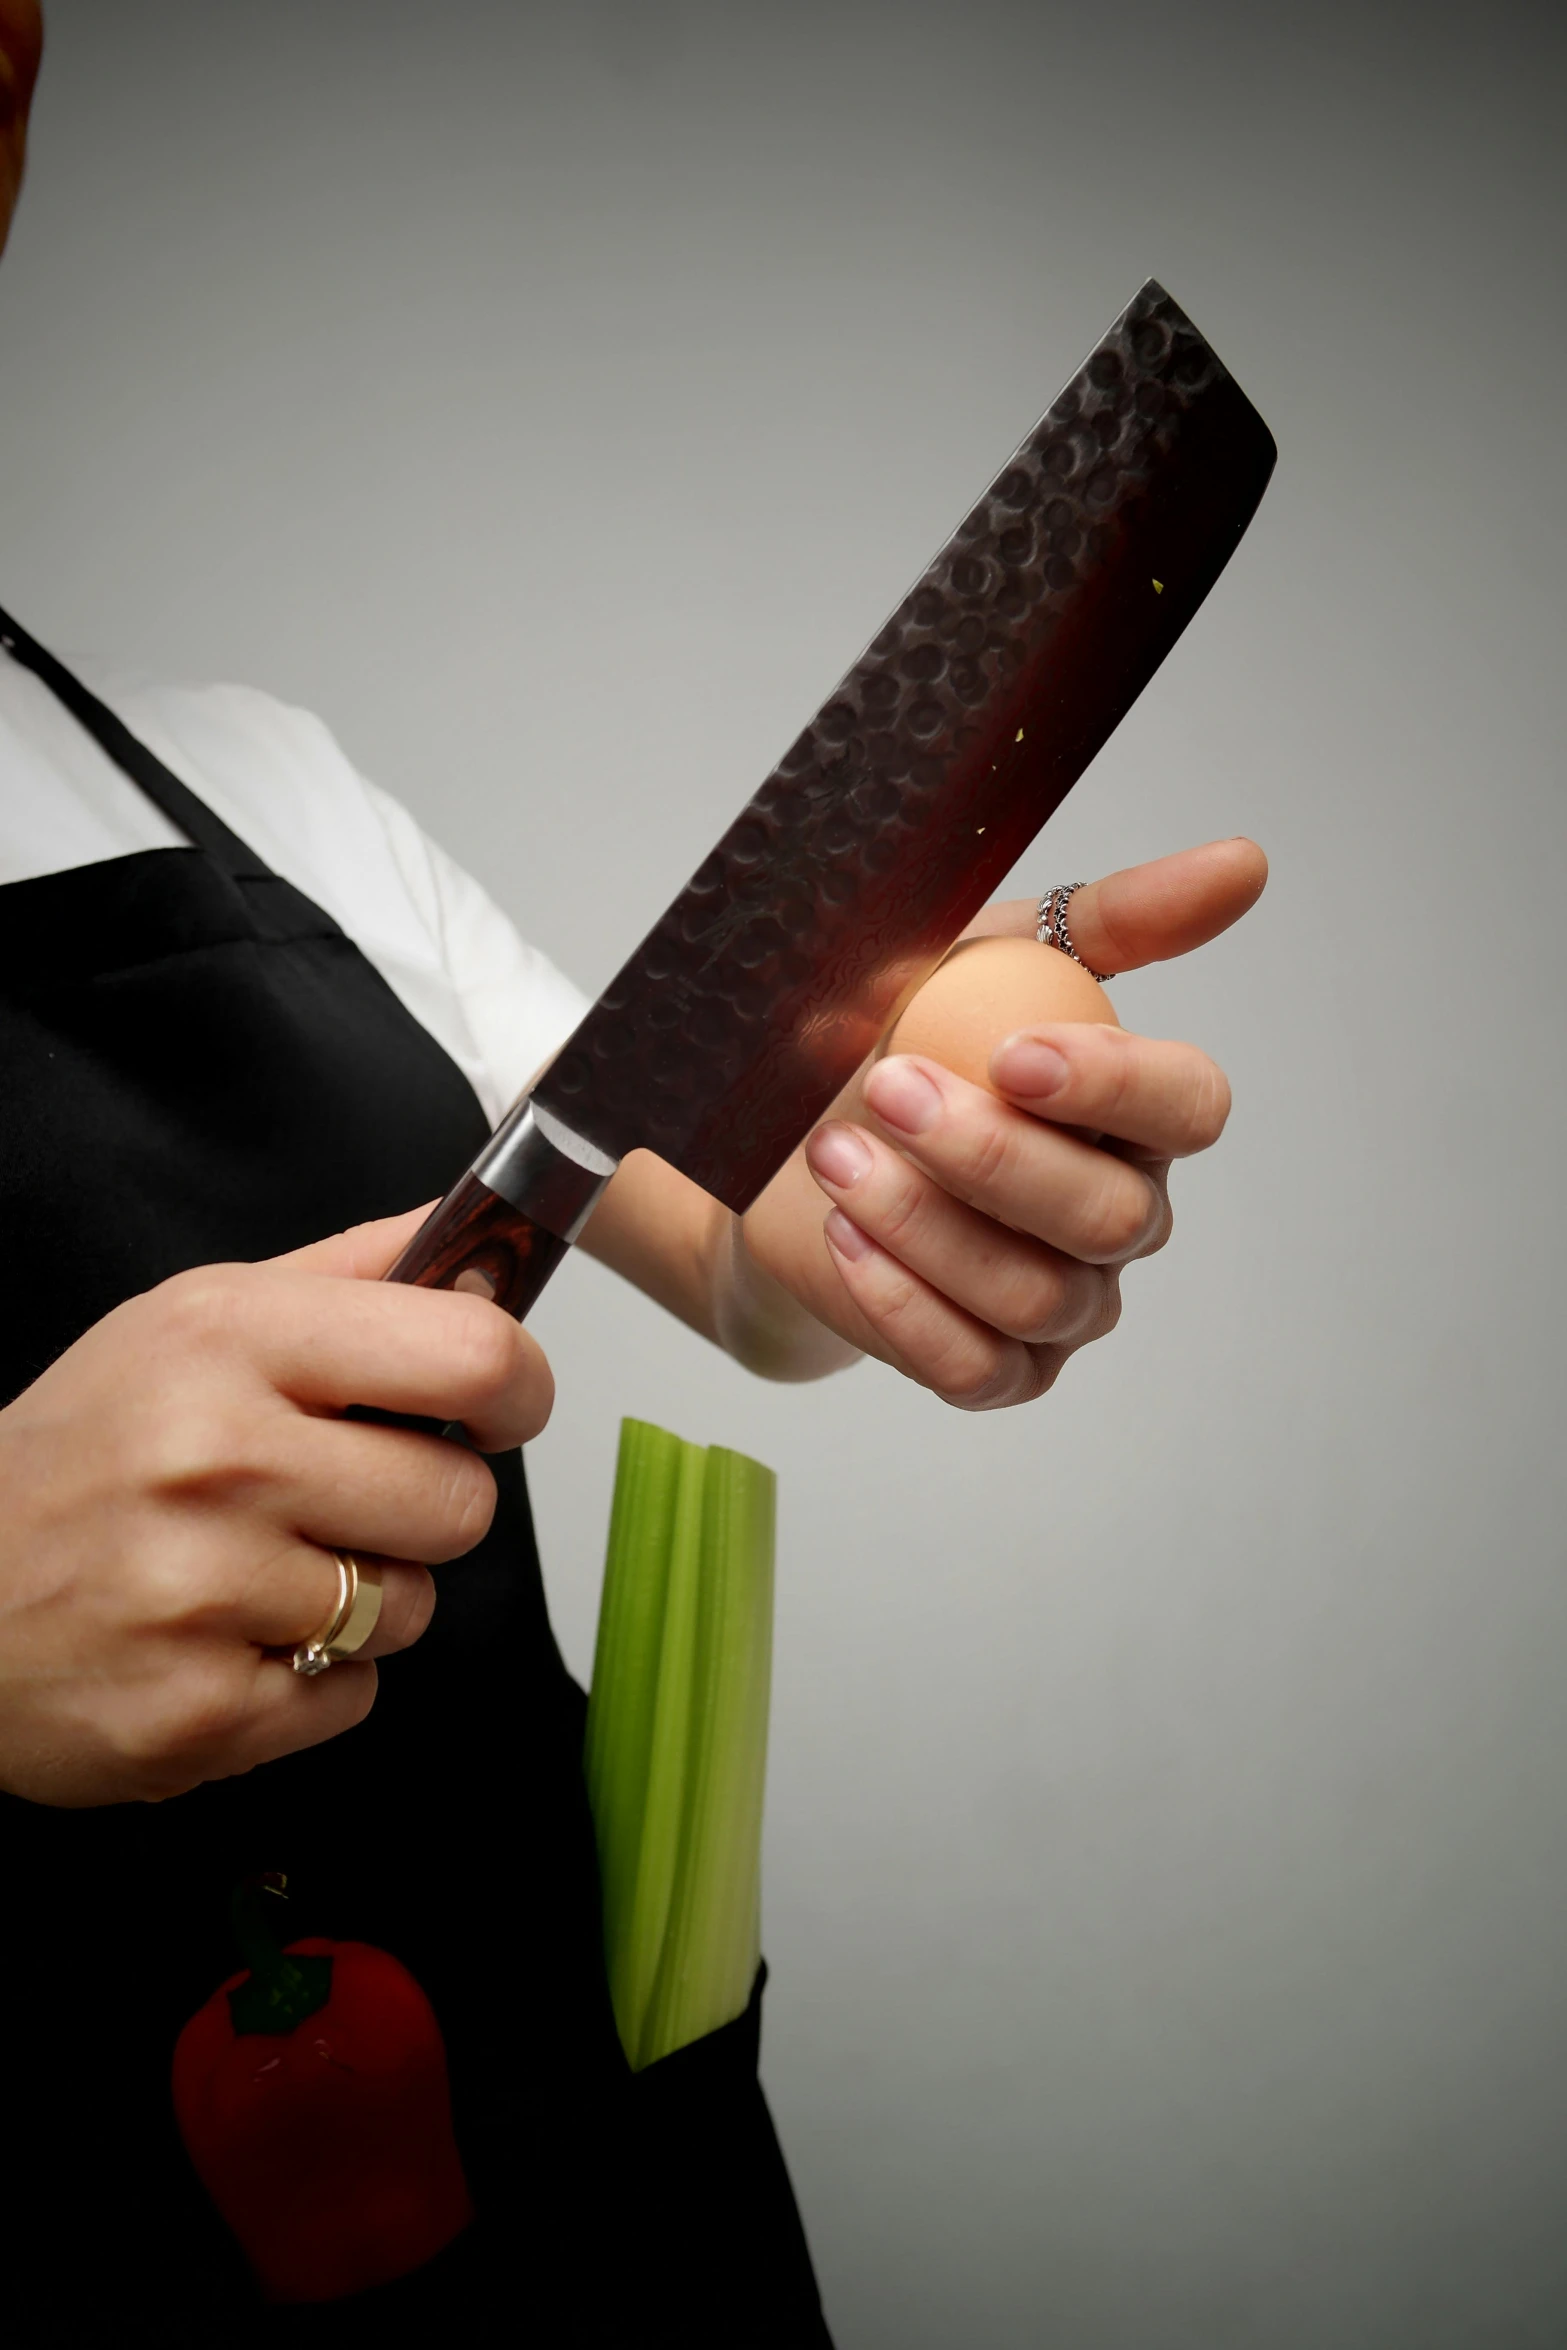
[{"x1": 538, "y1": 280, "x2": 1274, "y2": 1212}]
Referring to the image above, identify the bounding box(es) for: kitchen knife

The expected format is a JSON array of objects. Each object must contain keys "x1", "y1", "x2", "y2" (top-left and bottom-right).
[{"x1": 388, "y1": 278, "x2": 1275, "y2": 1319}]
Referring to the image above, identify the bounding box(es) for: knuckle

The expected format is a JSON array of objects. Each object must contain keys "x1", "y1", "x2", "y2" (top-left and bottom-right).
[
  {"x1": 1093, "y1": 893, "x2": 1136, "y2": 974},
  {"x1": 447, "y1": 1296, "x2": 521, "y2": 1398},
  {"x1": 1135, "y1": 1188, "x2": 1174, "y2": 1259},
  {"x1": 1059, "y1": 1272, "x2": 1122, "y2": 1352},
  {"x1": 1078, "y1": 1168, "x2": 1158, "y2": 1262},
  {"x1": 140, "y1": 1399, "x2": 262, "y2": 1503},
  {"x1": 135, "y1": 1547, "x2": 218, "y2": 1630},
  {"x1": 176, "y1": 1677, "x2": 251, "y2": 1761},
  {"x1": 516, "y1": 1339, "x2": 556, "y2": 1439},
  {"x1": 860, "y1": 1256, "x2": 924, "y2": 1338},
  {"x1": 1024, "y1": 1260, "x2": 1110, "y2": 1345},
  {"x1": 116, "y1": 1663, "x2": 248, "y2": 1772},
  {"x1": 958, "y1": 1116, "x2": 1018, "y2": 1199},
  {"x1": 933, "y1": 1337, "x2": 1023, "y2": 1411},
  {"x1": 1098, "y1": 1026, "x2": 1143, "y2": 1121},
  {"x1": 438, "y1": 1453, "x2": 499, "y2": 1558},
  {"x1": 874, "y1": 1165, "x2": 935, "y2": 1253},
  {"x1": 1186, "y1": 1059, "x2": 1232, "y2": 1150},
  {"x1": 153, "y1": 1266, "x2": 251, "y2": 1354},
  {"x1": 1000, "y1": 1265, "x2": 1069, "y2": 1345},
  {"x1": 379, "y1": 1565, "x2": 437, "y2": 1652},
  {"x1": 280, "y1": 1661, "x2": 379, "y2": 1756}
]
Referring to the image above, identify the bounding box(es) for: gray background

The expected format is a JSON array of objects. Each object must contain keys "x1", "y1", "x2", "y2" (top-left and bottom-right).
[{"x1": 3, "y1": 2, "x2": 1564, "y2": 2342}]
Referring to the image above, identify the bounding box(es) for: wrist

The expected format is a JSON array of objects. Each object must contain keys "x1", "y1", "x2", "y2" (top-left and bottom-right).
[{"x1": 713, "y1": 1211, "x2": 861, "y2": 1384}]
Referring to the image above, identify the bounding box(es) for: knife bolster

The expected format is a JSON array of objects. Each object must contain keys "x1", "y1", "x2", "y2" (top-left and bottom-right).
[
  {"x1": 380, "y1": 1171, "x2": 572, "y2": 1329},
  {"x1": 474, "y1": 1094, "x2": 618, "y2": 1243}
]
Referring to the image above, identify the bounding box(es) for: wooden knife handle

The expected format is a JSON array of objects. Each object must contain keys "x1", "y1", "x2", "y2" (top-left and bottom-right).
[
  {"x1": 383, "y1": 1168, "x2": 570, "y2": 1320},
  {"x1": 359, "y1": 1103, "x2": 609, "y2": 1437},
  {"x1": 351, "y1": 1173, "x2": 571, "y2": 1443}
]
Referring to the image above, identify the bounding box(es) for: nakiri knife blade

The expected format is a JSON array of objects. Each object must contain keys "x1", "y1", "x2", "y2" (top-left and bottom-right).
[{"x1": 388, "y1": 278, "x2": 1275, "y2": 1319}]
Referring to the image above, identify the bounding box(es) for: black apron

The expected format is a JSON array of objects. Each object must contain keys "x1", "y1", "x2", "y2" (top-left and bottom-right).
[{"x1": 0, "y1": 613, "x2": 833, "y2": 2349}]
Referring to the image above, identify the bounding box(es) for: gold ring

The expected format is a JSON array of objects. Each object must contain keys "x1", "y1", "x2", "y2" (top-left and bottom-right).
[{"x1": 292, "y1": 1551, "x2": 385, "y2": 1677}]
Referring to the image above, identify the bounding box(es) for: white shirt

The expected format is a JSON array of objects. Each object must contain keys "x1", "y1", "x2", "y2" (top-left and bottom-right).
[{"x1": 0, "y1": 651, "x2": 588, "y2": 1126}]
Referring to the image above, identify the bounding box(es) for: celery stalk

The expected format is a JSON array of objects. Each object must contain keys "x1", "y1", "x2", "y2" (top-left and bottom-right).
[
  {"x1": 614, "y1": 1435, "x2": 706, "y2": 2063},
  {"x1": 640, "y1": 1446, "x2": 775, "y2": 2067},
  {"x1": 583, "y1": 1419, "x2": 683, "y2": 2055},
  {"x1": 583, "y1": 1418, "x2": 777, "y2": 2073}
]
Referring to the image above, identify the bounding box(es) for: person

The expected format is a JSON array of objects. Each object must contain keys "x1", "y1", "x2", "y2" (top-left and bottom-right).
[{"x1": 0, "y1": 6, "x2": 1267, "y2": 2342}]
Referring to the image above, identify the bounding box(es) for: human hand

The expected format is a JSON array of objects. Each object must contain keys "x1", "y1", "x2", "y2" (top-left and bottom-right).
[
  {"x1": 0, "y1": 1207, "x2": 553, "y2": 1806},
  {"x1": 736, "y1": 838, "x2": 1266, "y2": 1406}
]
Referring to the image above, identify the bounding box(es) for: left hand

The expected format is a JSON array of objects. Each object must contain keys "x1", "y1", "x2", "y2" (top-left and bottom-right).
[
  {"x1": 579, "y1": 838, "x2": 1265, "y2": 1408},
  {"x1": 733, "y1": 836, "x2": 1266, "y2": 1406}
]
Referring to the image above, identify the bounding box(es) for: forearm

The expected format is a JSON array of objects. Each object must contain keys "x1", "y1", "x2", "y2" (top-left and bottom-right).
[{"x1": 577, "y1": 1148, "x2": 861, "y2": 1383}]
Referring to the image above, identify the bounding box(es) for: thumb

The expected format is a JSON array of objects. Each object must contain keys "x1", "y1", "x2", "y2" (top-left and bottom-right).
[
  {"x1": 269, "y1": 1202, "x2": 439, "y2": 1280},
  {"x1": 966, "y1": 838, "x2": 1268, "y2": 973}
]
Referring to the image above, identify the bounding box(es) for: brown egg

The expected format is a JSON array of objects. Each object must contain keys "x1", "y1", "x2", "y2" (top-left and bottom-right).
[
  {"x1": 739, "y1": 932, "x2": 1121, "y2": 1272},
  {"x1": 884, "y1": 933, "x2": 1118, "y2": 1093}
]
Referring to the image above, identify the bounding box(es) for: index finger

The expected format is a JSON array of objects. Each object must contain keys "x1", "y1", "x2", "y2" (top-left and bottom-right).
[
  {"x1": 247, "y1": 1268, "x2": 554, "y2": 1453},
  {"x1": 988, "y1": 1024, "x2": 1232, "y2": 1160},
  {"x1": 964, "y1": 838, "x2": 1268, "y2": 972},
  {"x1": 268, "y1": 1203, "x2": 438, "y2": 1281}
]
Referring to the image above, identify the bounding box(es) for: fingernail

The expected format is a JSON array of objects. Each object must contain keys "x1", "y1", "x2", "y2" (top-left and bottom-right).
[
  {"x1": 993, "y1": 1034, "x2": 1069, "y2": 1098},
  {"x1": 806, "y1": 1121, "x2": 872, "y2": 1189},
  {"x1": 824, "y1": 1208, "x2": 874, "y2": 1262},
  {"x1": 866, "y1": 1056, "x2": 942, "y2": 1135}
]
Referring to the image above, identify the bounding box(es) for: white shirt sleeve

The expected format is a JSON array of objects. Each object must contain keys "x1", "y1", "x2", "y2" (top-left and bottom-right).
[{"x1": 357, "y1": 775, "x2": 589, "y2": 1122}]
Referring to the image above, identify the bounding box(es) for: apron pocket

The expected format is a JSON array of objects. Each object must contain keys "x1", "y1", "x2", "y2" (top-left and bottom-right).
[{"x1": 619, "y1": 1964, "x2": 835, "y2": 2350}]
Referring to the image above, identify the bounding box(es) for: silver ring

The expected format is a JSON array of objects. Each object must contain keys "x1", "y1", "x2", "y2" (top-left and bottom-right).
[
  {"x1": 292, "y1": 1550, "x2": 385, "y2": 1677},
  {"x1": 1036, "y1": 883, "x2": 1114, "y2": 982}
]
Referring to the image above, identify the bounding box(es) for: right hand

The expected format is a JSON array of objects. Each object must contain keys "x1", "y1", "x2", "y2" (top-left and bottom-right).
[{"x1": 0, "y1": 1206, "x2": 553, "y2": 1808}]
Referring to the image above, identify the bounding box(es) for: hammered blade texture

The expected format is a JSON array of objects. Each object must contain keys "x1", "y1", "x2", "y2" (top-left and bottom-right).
[{"x1": 537, "y1": 279, "x2": 1275, "y2": 1212}]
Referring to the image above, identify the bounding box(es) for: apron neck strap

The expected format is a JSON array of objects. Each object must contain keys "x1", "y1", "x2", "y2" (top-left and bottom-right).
[{"x1": 0, "y1": 604, "x2": 272, "y2": 879}]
